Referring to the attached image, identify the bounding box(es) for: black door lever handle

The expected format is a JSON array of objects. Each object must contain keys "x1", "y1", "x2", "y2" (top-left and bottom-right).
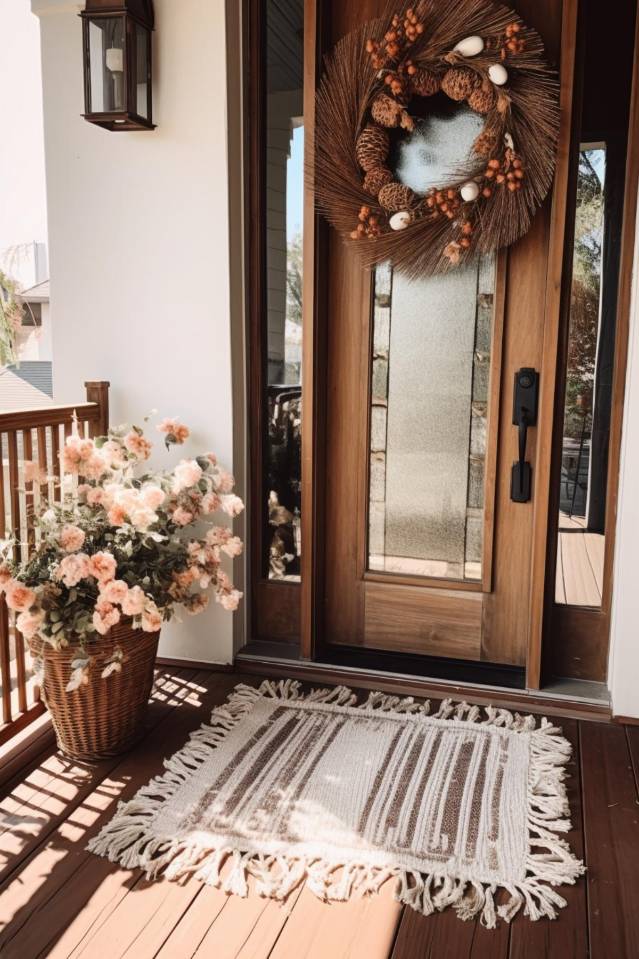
[
  {"x1": 511, "y1": 369, "x2": 539, "y2": 503},
  {"x1": 517, "y1": 413, "x2": 529, "y2": 496}
]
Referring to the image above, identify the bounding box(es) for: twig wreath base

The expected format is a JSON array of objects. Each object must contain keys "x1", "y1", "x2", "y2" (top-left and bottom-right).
[{"x1": 315, "y1": 0, "x2": 560, "y2": 277}]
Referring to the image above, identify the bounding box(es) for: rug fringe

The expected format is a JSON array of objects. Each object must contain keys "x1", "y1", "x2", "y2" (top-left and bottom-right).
[{"x1": 87, "y1": 679, "x2": 585, "y2": 927}]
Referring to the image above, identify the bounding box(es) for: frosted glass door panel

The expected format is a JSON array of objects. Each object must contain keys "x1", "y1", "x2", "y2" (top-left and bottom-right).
[{"x1": 369, "y1": 258, "x2": 495, "y2": 582}]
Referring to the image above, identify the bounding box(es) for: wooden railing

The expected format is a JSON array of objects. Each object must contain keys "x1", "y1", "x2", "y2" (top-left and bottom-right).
[{"x1": 0, "y1": 381, "x2": 110, "y2": 747}]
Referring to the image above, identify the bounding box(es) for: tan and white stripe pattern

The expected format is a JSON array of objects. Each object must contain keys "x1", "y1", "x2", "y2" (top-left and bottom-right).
[
  {"x1": 167, "y1": 698, "x2": 526, "y2": 883},
  {"x1": 89, "y1": 681, "x2": 585, "y2": 927}
]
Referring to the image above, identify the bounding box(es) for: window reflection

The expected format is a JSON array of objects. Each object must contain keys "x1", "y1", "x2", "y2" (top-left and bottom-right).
[
  {"x1": 264, "y1": 0, "x2": 304, "y2": 580},
  {"x1": 555, "y1": 146, "x2": 606, "y2": 606}
]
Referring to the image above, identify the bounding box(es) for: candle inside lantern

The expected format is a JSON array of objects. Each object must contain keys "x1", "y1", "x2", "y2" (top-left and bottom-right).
[{"x1": 105, "y1": 47, "x2": 124, "y2": 72}]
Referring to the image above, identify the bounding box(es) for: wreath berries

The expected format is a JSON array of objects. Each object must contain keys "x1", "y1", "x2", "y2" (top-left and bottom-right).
[{"x1": 315, "y1": 0, "x2": 560, "y2": 276}]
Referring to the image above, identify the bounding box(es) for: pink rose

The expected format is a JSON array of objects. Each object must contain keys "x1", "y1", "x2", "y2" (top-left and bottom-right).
[
  {"x1": 92, "y1": 599, "x2": 120, "y2": 635},
  {"x1": 81, "y1": 453, "x2": 109, "y2": 480},
  {"x1": 124, "y1": 431, "x2": 152, "y2": 461},
  {"x1": 157, "y1": 418, "x2": 190, "y2": 444},
  {"x1": 129, "y1": 506, "x2": 158, "y2": 531},
  {"x1": 5, "y1": 580, "x2": 37, "y2": 612},
  {"x1": 121, "y1": 585, "x2": 146, "y2": 616},
  {"x1": 107, "y1": 504, "x2": 127, "y2": 526},
  {"x1": 89, "y1": 551, "x2": 117, "y2": 584},
  {"x1": 221, "y1": 536, "x2": 243, "y2": 558},
  {"x1": 220, "y1": 494, "x2": 244, "y2": 517},
  {"x1": 54, "y1": 554, "x2": 91, "y2": 588},
  {"x1": 59, "y1": 524, "x2": 86, "y2": 553},
  {"x1": 141, "y1": 603, "x2": 162, "y2": 632},
  {"x1": 141, "y1": 485, "x2": 165, "y2": 510},
  {"x1": 172, "y1": 459, "x2": 203, "y2": 493},
  {"x1": 87, "y1": 488, "x2": 106, "y2": 506},
  {"x1": 172, "y1": 506, "x2": 194, "y2": 527},
  {"x1": 0, "y1": 564, "x2": 12, "y2": 589},
  {"x1": 201, "y1": 492, "x2": 220, "y2": 514},
  {"x1": 100, "y1": 579, "x2": 129, "y2": 605},
  {"x1": 16, "y1": 609, "x2": 44, "y2": 640},
  {"x1": 101, "y1": 440, "x2": 127, "y2": 469},
  {"x1": 217, "y1": 588, "x2": 243, "y2": 611},
  {"x1": 216, "y1": 470, "x2": 235, "y2": 494},
  {"x1": 23, "y1": 460, "x2": 46, "y2": 485}
]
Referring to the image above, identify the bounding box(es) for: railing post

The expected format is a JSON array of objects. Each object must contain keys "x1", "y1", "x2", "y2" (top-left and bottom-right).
[{"x1": 85, "y1": 381, "x2": 110, "y2": 437}]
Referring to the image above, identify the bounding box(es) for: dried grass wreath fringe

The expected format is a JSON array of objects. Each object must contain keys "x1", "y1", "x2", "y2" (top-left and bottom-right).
[{"x1": 314, "y1": 0, "x2": 560, "y2": 277}]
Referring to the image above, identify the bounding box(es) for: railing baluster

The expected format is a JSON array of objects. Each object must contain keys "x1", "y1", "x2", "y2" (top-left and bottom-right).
[
  {"x1": 51, "y1": 424, "x2": 61, "y2": 502},
  {"x1": 7, "y1": 431, "x2": 27, "y2": 713}
]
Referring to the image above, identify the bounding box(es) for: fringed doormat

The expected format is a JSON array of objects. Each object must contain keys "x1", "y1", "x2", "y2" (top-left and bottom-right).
[{"x1": 88, "y1": 680, "x2": 585, "y2": 927}]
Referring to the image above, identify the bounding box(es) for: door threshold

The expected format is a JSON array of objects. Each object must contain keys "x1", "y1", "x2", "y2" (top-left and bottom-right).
[{"x1": 235, "y1": 647, "x2": 611, "y2": 721}]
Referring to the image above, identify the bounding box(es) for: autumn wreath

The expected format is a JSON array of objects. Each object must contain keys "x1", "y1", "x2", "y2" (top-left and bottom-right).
[{"x1": 314, "y1": 0, "x2": 560, "y2": 276}]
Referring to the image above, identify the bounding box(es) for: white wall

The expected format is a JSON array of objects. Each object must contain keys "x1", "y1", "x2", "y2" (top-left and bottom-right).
[
  {"x1": 0, "y1": 1, "x2": 48, "y2": 286},
  {"x1": 33, "y1": 0, "x2": 239, "y2": 665},
  {"x1": 609, "y1": 197, "x2": 639, "y2": 719}
]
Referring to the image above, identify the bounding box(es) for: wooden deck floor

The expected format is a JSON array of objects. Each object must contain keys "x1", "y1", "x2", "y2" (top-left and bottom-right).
[
  {"x1": 555, "y1": 514, "x2": 605, "y2": 606},
  {"x1": 1, "y1": 667, "x2": 638, "y2": 959}
]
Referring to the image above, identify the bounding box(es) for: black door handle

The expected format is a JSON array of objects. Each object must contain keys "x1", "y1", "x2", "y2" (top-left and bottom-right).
[{"x1": 511, "y1": 368, "x2": 539, "y2": 503}]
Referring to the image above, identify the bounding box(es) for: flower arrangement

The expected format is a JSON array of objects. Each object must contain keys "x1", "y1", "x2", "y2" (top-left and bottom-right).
[{"x1": 0, "y1": 416, "x2": 243, "y2": 691}]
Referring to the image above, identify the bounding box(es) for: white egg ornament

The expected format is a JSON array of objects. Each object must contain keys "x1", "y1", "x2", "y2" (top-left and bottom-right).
[
  {"x1": 453, "y1": 35, "x2": 485, "y2": 57},
  {"x1": 389, "y1": 210, "x2": 411, "y2": 231},
  {"x1": 460, "y1": 181, "x2": 480, "y2": 203},
  {"x1": 488, "y1": 63, "x2": 509, "y2": 86}
]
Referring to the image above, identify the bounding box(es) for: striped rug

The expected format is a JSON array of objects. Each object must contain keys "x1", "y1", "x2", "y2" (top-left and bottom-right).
[{"x1": 89, "y1": 680, "x2": 584, "y2": 927}]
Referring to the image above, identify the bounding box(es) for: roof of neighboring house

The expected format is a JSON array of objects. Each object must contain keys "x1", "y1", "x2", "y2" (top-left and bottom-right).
[
  {"x1": 0, "y1": 362, "x2": 54, "y2": 411},
  {"x1": 19, "y1": 279, "x2": 50, "y2": 303}
]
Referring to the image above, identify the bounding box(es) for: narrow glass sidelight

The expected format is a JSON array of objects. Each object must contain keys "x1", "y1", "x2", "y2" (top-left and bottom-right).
[
  {"x1": 368, "y1": 256, "x2": 496, "y2": 582},
  {"x1": 555, "y1": 145, "x2": 607, "y2": 607},
  {"x1": 263, "y1": 0, "x2": 304, "y2": 581}
]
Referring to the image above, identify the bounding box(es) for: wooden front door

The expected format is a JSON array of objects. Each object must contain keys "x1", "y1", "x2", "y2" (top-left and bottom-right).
[{"x1": 316, "y1": 0, "x2": 572, "y2": 673}]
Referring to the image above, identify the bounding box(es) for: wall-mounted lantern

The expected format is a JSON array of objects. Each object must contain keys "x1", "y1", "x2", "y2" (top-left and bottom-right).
[{"x1": 80, "y1": 0, "x2": 155, "y2": 131}]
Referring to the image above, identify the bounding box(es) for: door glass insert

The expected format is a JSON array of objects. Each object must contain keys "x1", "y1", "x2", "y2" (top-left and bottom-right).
[
  {"x1": 264, "y1": 0, "x2": 304, "y2": 581},
  {"x1": 368, "y1": 256, "x2": 496, "y2": 582},
  {"x1": 555, "y1": 145, "x2": 607, "y2": 607}
]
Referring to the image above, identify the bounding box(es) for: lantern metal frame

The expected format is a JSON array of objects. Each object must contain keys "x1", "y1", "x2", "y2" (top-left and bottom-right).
[{"x1": 80, "y1": 0, "x2": 155, "y2": 131}]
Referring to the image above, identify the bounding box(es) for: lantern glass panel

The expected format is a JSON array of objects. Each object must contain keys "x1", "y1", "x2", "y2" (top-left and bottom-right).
[
  {"x1": 134, "y1": 22, "x2": 150, "y2": 119},
  {"x1": 88, "y1": 16, "x2": 126, "y2": 113}
]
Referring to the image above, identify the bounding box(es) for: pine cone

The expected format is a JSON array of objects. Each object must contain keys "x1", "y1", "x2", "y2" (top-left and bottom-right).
[
  {"x1": 355, "y1": 124, "x2": 390, "y2": 172},
  {"x1": 409, "y1": 68, "x2": 440, "y2": 98},
  {"x1": 468, "y1": 84, "x2": 496, "y2": 115},
  {"x1": 371, "y1": 94, "x2": 404, "y2": 128},
  {"x1": 378, "y1": 181, "x2": 416, "y2": 212},
  {"x1": 363, "y1": 166, "x2": 394, "y2": 196},
  {"x1": 473, "y1": 128, "x2": 498, "y2": 156},
  {"x1": 441, "y1": 67, "x2": 480, "y2": 102}
]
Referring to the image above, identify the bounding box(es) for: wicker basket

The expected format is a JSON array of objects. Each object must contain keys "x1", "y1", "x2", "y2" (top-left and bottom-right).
[{"x1": 32, "y1": 622, "x2": 160, "y2": 762}]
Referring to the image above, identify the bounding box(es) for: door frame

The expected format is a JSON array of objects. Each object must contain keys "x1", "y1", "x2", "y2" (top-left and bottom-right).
[{"x1": 299, "y1": 0, "x2": 579, "y2": 688}]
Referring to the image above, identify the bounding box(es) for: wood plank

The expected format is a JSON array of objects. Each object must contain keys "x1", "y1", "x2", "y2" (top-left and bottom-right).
[
  {"x1": 154, "y1": 884, "x2": 228, "y2": 958},
  {"x1": 583, "y1": 534, "x2": 605, "y2": 597},
  {"x1": 0, "y1": 671, "x2": 238, "y2": 958},
  {"x1": 391, "y1": 900, "x2": 510, "y2": 958},
  {"x1": 560, "y1": 534, "x2": 601, "y2": 606},
  {"x1": 580, "y1": 721, "x2": 639, "y2": 958},
  {"x1": 508, "y1": 719, "x2": 587, "y2": 958},
  {"x1": 627, "y1": 724, "x2": 639, "y2": 789},
  {"x1": 270, "y1": 878, "x2": 402, "y2": 959},
  {"x1": 191, "y1": 878, "x2": 302, "y2": 959}
]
